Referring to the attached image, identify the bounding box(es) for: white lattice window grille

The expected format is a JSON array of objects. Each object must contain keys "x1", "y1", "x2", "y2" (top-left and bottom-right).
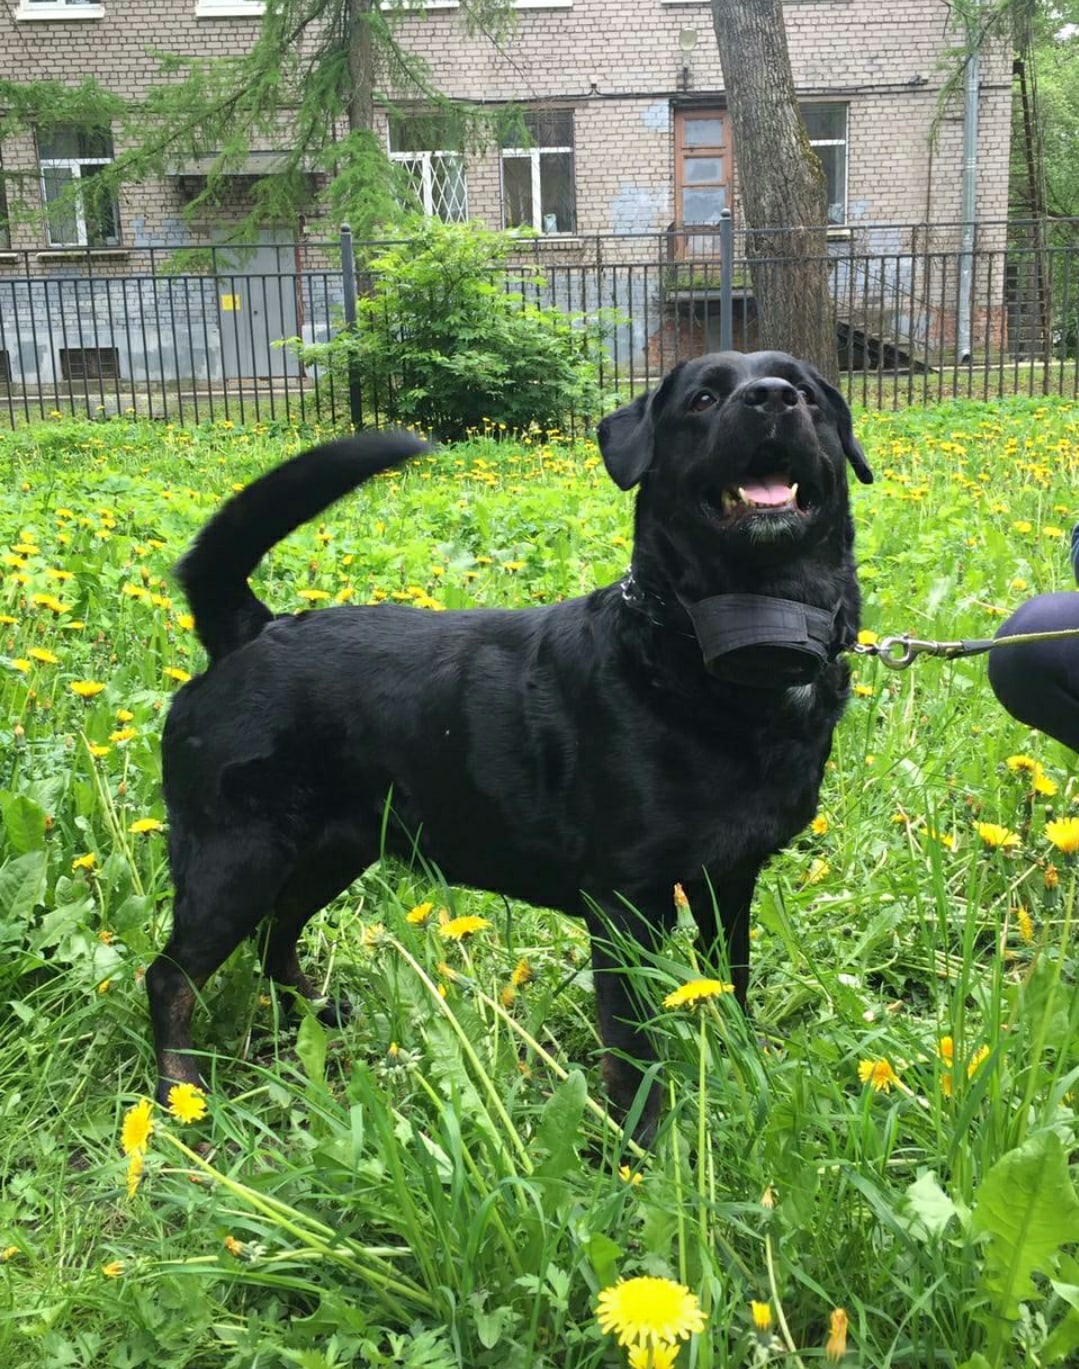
[
  {"x1": 801, "y1": 102, "x2": 848, "y2": 225},
  {"x1": 38, "y1": 126, "x2": 121, "y2": 248},
  {"x1": 390, "y1": 150, "x2": 468, "y2": 222},
  {"x1": 501, "y1": 109, "x2": 576, "y2": 235}
]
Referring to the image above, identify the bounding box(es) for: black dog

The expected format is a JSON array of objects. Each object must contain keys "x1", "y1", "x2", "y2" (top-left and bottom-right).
[{"x1": 148, "y1": 350, "x2": 872, "y2": 1139}]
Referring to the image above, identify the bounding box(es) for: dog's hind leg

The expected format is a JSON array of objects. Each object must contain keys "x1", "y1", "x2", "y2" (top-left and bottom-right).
[
  {"x1": 260, "y1": 850, "x2": 369, "y2": 1026},
  {"x1": 147, "y1": 824, "x2": 292, "y2": 1102}
]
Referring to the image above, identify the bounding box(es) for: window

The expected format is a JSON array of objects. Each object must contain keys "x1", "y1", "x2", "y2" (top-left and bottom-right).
[
  {"x1": 389, "y1": 117, "x2": 468, "y2": 223},
  {"x1": 673, "y1": 110, "x2": 730, "y2": 256},
  {"x1": 501, "y1": 110, "x2": 576, "y2": 235},
  {"x1": 801, "y1": 102, "x2": 848, "y2": 225},
  {"x1": 60, "y1": 346, "x2": 120, "y2": 382},
  {"x1": 18, "y1": 0, "x2": 103, "y2": 18},
  {"x1": 38, "y1": 126, "x2": 120, "y2": 248}
]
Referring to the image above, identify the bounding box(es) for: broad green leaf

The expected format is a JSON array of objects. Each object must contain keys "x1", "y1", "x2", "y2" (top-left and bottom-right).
[
  {"x1": 973, "y1": 1130, "x2": 1079, "y2": 1321},
  {"x1": 587, "y1": 1233, "x2": 623, "y2": 1289},
  {"x1": 1044, "y1": 1308, "x2": 1079, "y2": 1364},
  {"x1": 0, "y1": 792, "x2": 47, "y2": 854},
  {"x1": 532, "y1": 1069, "x2": 586, "y2": 1179},
  {"x1": 901, "y1": 1171, "x2": 958, "y2": 1241},
  {"x1": 0, "y1": 850, "x2": 48, "y2": 922},
  {"x1": 295, "y1": 1013, "x2": 327, "y2": 1089}
]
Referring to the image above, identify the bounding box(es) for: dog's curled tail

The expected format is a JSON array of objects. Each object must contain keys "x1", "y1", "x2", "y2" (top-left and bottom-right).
[{"x1": 176, "y1": 430, "x2": 429, "y2": 664}]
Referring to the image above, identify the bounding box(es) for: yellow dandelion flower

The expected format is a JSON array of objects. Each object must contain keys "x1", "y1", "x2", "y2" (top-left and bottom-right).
[
  {"x1": 938, "y1": 1036, "x2": 954, "y2": 1065},
  {"x1": 360, "y1": 922, "x2": 386, "y2": 948},
  {"x1": 297, "y1": 588, "x2": 330, "y2": 602},
  {"x1": 101, "y1": 1260, "x2": 124, "y2": 1278},
  {"x1": 511, "y1": 957, "x2": 533, "y2": 988},
  {"x1": 0, "y1": 613, "x2": 16, "y2": 625},
  {"x1": 856, "y1": 629, "x2": 878, "y2": 646},
  {"x1": 87, "y1": 743, "x2": 110, "y2": 759},
  {"x1": 1, "y1": 1246, "x2": 18, "y2": 1262},
  {"x1": 405, "y1": 901, "x2": 434, "y2": 925},
  {"x1": 109, "y1": 727, "x2": 137, "y2": 743},
  {"x1": 500, "y1": 983, "x2": 517, "y2": 1009},
  {"x1": 97, "y1": 979, "x2": 111, "y2": 995},
  {"x1": 126, "y1": 1151, "x2": 144, "y2": 1199},
  {"x1": 164, "y1": 667, "x2": 191, "y2": 683},
  {"x1": 619, "y1": 1164, "x2": 643, "y2": 1187},
  {"x1": 811, "y1": 814, "x2": 830, "y2": 836},
  {"x1": 1032, "y1": 768, "x2": 1058, "y2": 797},
  {"x1": 438, "y1": 915, "x2": 491, "y2": 941},
  {"x1": 70, "y1": 680, "x2": 106, "y2": 698},
  {"x1": 176, "y1": 613, "x2": 195, "y2": 631},
  {"x1": 71, "y1": 854, "x2": 95, "y2": 877},
  {"x1": 128, "y1": 817, "x2": 164, "y2": 834},
  {"x1": 967, "y1": 1044, "x2": 991, "y2": 1078},
  {"x1": 852, "y1": 683, "x2": 874, "y2": 698},
  {"x1": 27, "y1": 647, "x2": 59, "y2": 665},
  {"x1": 750, "y1": 1301, "x2": 772, "y2": 1333},
  {"x1": 663, "y1": 978, "x2": 735, "y2": 1009},
  {"x1": 120, "y1": 1098, "x2": 154, "y2": 1156},
  {"x1": 167, "y1": 1082, "x2": 208, "y2": 1124},
  {"x1": 1045, "y1": 863, "x2": 1060, "y2": 889},
  {"x1": 596, "y1": 1275, "x2": 707, "y2": 1350},
  {"x1": 224, "y1": 1235, "x2": 245, "y2": 1257},
  {"x1": 941, "y1": 1071, "x2": 954, "y2": 1098},
  {"x1": 974, "y1": 822, "x2": 1020, "y2": 850},
  {"x1": 116, "y1": 708, "x2": 134, "y2": 722},
  {"x1": 803, "y1": 857, "x2": 830, "y2": 885},
  {"x1": 628, "y1": 1345, "x2": 679, "y2": 1369},
  {"x1": 858, "y1": 1057, "x2": 899, "y2": 1093},
  {"x1": 10, "y1": 658, "x2": 30, "y2": 673},
  {"x1": 825, "y1": 1307, "x2": 849, "y2": 1362},
  {"x1": 1016, "y1": 905, "x2": 1034, "y2": 944},
  {"x1": 1045, "y1": 817, "x2": 1079, "y2": 854},
  {"x1": 1006, "y1": 754, "x2": 1037, "y2": 773}
]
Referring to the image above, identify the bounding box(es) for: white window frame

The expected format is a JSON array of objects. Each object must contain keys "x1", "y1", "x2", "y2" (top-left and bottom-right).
[
  {"x1": 39, "y1": 131, "x2": 120, "y2": 249},
  {"x1": 17, "y1": 0, "x2": 103, "y2": 19},
  {"x1": 801, "y1": 102, "x2": 848, "y2": 225},
  {"x1": 500, "y1": 117, "x2": 576, "y2": 235}
]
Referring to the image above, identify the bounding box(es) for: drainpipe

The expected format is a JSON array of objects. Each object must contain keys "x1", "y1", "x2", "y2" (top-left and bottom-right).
[{"x1": 957, "y1": 2, "x2": 981, "y2": 363}]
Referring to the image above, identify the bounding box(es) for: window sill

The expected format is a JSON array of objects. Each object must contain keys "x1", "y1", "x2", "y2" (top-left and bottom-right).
[
  {"x1": 826, "y1": 226, "x2": 852, "y2": 240},
  {"x1": 0, "y1": 252, "x2": 19, "y2": 262},
  {"x1": 36, "y1": 248, "x2": 129, "y2": 261},
  {"x1": 195, "y1": 1, "x2": 265, "y2": 16},
  {"x1": 17, "y1": 4, "x2": 104, "y2": 19}
]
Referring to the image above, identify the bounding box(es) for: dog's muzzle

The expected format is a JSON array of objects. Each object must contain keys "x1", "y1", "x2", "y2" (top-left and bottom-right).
[{"x1": 688, "y1": 594, "x2": 843, "y2": 688}]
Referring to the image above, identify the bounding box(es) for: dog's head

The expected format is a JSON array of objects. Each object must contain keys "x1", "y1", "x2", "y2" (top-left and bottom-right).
[
  {"x1": 598, "y1": 352, "x2": 873, "y2": 675},
  {"x1": 599, "y1": 350, "x2": 871, "y2": 579}
]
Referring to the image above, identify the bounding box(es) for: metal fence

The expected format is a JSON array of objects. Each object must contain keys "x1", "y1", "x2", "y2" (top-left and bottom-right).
[{"x1": 0, "y1": 217, "x2": 1075, "y2": 428}]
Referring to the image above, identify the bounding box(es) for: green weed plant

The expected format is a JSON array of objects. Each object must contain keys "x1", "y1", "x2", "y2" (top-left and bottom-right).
[{"x1": 0, "y1": 401, "x2": 1076, "y2": 1367}]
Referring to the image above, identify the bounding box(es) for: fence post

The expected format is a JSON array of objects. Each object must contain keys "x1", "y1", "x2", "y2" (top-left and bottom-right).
[
  {"x1": 339, "y1": 222, "x2": 363, "y2": 429},
  {"x1": 719, "y1": 208, "x2": 733, "y2": 352}
]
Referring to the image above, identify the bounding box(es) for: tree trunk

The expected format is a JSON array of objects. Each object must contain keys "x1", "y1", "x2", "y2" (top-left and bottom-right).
[
  {"x1": 709, "y1": 0, "x2": 837, "y2": 378},
  {"x1": 345, "y1": 0, "x2": 377, "y2": 135}
]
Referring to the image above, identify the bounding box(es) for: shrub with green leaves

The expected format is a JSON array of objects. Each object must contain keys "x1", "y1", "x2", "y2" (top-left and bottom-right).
[{"x1": 299, "y1": 221, "x2": 617, "y2": 438}]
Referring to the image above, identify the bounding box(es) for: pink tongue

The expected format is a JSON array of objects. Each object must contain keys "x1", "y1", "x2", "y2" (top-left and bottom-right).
[{"x1": 741, "y1": 477, "x2": 793, "y2": 507}]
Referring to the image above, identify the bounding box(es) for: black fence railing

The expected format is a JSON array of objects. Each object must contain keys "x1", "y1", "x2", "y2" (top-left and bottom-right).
[{"x1": 0, "y1": 218, "x2": 1075, "y2": 429}]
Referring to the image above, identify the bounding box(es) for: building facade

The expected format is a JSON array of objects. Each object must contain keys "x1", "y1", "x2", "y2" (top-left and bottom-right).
[{"x1": 0, "y1": 0, "x2": 1014, "y2": 399}]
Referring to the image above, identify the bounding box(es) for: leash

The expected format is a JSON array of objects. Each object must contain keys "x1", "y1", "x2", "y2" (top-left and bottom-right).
[{"x1": 851, "y1": 626, "x2": 1079, "y2": 671}]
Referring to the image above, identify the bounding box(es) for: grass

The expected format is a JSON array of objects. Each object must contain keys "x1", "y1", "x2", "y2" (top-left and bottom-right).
[{"x1": 0, "y1": 401, "x2": 1077, "y2": 1368}]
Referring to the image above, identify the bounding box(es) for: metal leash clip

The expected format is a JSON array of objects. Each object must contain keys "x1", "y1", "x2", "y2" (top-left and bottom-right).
[{"x1": 852, "y1": 634, "x2": 996, "y2": 670}]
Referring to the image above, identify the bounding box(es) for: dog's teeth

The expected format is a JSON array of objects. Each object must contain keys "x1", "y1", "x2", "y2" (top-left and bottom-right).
[
  {"x1": 789, "y1": 482, "x2": 799, "y2": 504},
  {"x1": 737, "y1": 487, "x2": 749, "y2": 503}
]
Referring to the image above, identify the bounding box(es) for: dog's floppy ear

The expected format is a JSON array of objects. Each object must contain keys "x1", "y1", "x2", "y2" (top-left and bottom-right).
[
  {"x1": 597, "y1": 391, "x2": 655, "y2": 491},
  {"x1": 815, "y1": 372, "x2": 873, "y2": 485}
]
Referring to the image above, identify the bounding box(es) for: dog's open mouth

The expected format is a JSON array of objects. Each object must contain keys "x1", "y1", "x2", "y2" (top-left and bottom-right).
[{"x1": 712, "y1": 443, "x2": 817, "y2": 525}]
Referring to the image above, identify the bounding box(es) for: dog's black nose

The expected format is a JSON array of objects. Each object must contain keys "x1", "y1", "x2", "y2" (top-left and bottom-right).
[{"x1": 741, "y1": 378, "x2": 800, "y2": 411}]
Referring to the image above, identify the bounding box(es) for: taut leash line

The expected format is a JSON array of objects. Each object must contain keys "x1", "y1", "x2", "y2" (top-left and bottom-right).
[{"x1": 852, "y1": 626, "x2": 1079, "y2": 671}]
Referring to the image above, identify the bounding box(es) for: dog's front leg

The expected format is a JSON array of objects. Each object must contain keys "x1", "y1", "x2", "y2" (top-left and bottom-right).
[
  {"x1": 689, "y1": 863, "x2": 761, "y2": 1011},
  {"x1": 588, "y1": 916, "x2": 665, "y2": 1146}
]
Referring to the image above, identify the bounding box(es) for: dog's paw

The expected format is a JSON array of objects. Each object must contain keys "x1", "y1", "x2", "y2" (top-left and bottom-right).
[{"x1": 316, "y1": 996, "x2": 353, "y2": 1029}]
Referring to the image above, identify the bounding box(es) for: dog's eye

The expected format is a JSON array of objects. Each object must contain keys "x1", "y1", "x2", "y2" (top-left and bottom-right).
[
  {"x1": 796, "y1": 383, "x2": 817, "y2": 405},
  {"x1": 689, "y1": 389, "x2": 718, "y2": 412}
]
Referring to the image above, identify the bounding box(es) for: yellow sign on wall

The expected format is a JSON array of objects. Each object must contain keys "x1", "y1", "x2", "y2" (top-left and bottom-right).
[{"x1": 220, "y1": 294, "x2": 241, "y2": 312}]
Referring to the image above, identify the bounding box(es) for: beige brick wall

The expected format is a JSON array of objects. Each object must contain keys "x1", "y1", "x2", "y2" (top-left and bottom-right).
[{"x1": 0, "y1": 0, "x2": 1012, "y2": 249}]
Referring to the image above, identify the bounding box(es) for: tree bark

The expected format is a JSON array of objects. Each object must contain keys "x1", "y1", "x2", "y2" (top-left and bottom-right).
[
  {"x1": 709, "y1": 0, "x2": 837, "y2": 378},
  {"x1": 345, "y1": 0, "x2": 377, "y2": 135}
]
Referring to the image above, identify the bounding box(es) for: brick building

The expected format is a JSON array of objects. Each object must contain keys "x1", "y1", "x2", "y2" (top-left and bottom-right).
[{"x1": 0, "y1": 0, "x2": 1014, "y2": 400}]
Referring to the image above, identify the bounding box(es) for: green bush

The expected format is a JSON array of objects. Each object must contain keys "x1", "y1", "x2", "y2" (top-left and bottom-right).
[{"x1": 300, "y1": 220, "x2": 618, "y2": 438}]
